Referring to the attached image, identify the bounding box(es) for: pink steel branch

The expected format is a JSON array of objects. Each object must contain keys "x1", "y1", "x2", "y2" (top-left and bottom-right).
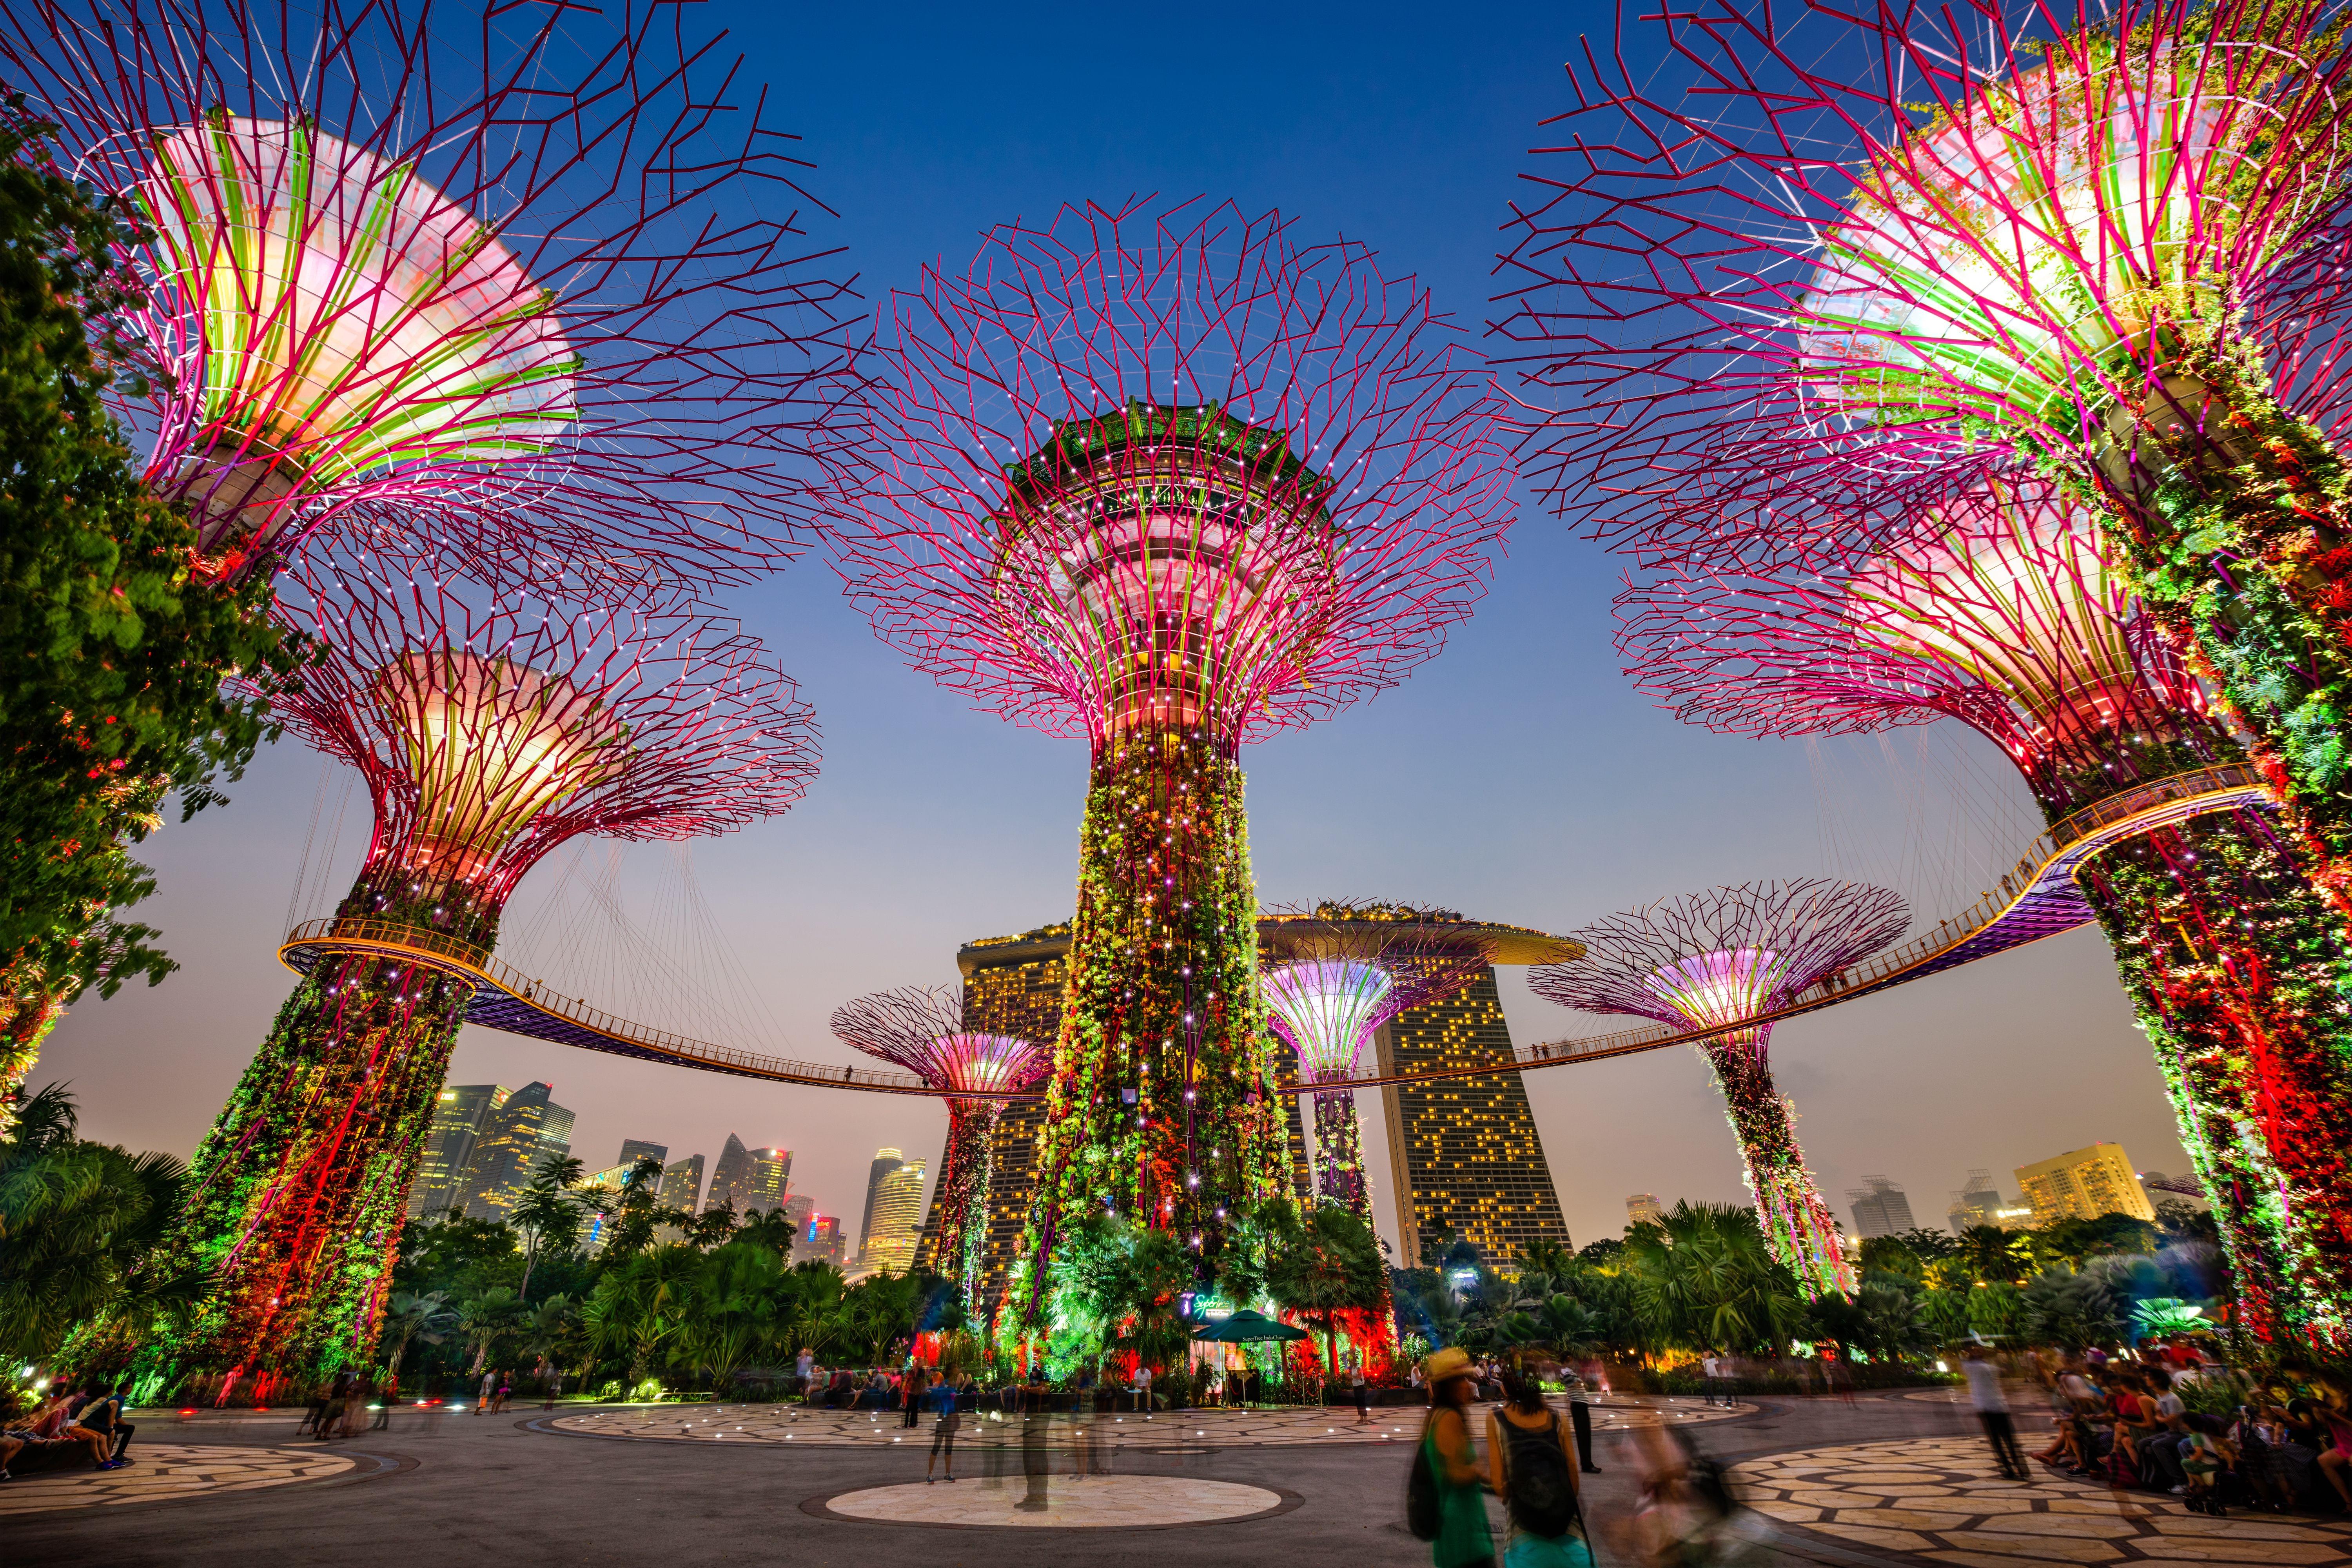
[{"x1": 1, "y1": 0, "x2": 857, "y2": 587}]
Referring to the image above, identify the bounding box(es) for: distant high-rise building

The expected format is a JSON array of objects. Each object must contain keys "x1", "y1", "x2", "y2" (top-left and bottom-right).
[
  {"x1": 1947, "y1": 1169, "x2": 2018, "y2": 1233},
  {"x1": 1847, "y1": 1175, "x2": 1916, "y2": 1239},
  {"x1": 805, "y1": 1213, "x2": 847, "y2": 1268},
  {"x1": 782, "y1": 1194, "x2": 815, "y2": 1243},
  {"x1": 1626, "y1": 1193, "x2": 1666, "y2": 1229},
  {"x1": 1375, "y1": 967, "x2": 1573, "y2": 1268},
  {"x1": 408, "y1": 1084, "x2": 510, "y2": 1218},
  {"x1": 661, "y1": 1153, "x2": 706, "y2": 1214},
  {"x1": 708, "y1": 1134, "x2": 790, "y2": 1214},
  {"x1": 456, "y1": 1082, "x2": 573, "y2": 1220},
  {"x1": 861, "y1": 1156, "x2": 926, "y2": 1274},
  {"x1": 860, "y1": 1148, "x2": 905, "y2": 1261},
  {"x1": 2016, "y1": 1143, "x2": 2155, "y2": 1225},
  {"x1": 579, "y1": 1163, "x2": 635, "y2": 1253},
  {"x1": 617, "y1": 1138, "x2": 668, "y2": 1169}
]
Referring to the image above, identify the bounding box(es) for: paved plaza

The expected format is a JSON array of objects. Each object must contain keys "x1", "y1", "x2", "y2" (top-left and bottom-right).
[{"x1": 13, "y1": 1390, "x2": 2351, "y2": 1566}]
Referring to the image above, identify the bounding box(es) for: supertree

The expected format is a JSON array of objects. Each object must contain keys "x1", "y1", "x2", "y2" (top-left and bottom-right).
[
  {"x1": 816, "y1": 199, "x2": 1511, "y2": 1310},
  {"x1": 157, "y1": 537, "x2": 817, "y2": 1385},
  {"x1": 1533, "y1": 881, "x2": 1910, "y2": 1297},
  {"x1": 1619, "y1": 469, "x2": 2352, "y2": 1345},
  {"x1": 0, "y1": 0, "x2": 853, "y2": 587},
  {"x1": 830, "y1": 986, "x2": 1053, "y2": 1303},
  {"x1": 1257, "y1": 903, "x2": 1497, "y2": 1219},
  {"x1": 1492, "y1": 0, "x2": 2352, "y2": 910},
  {"x1": 0, "y1": 0, "x2": 852, "y2": 1115}
]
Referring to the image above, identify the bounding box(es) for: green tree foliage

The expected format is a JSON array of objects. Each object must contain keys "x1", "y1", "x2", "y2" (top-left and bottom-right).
[
  {"x1": 0, "y1": 1082, "x2": 186, "y2": 1361},
  {"x1": 1263, "y1": 1203, "x2": 1388, "y2": 1374},
  {"x1": 2024, "y1": 1269, "x2": 2125, "y2": 1348},
  {"x1": 0, "y1": 107, "x2": 293, "y2": 1111},
  {"x1": 508, "y1": 1153, "x2": 589, "y2": 1301},
  {"x1": 380, "y1": 1291, "x2": 455, "y2": 1381},
  {"x1": 1051, "y1": 1210, "x2": 1196, "y2": 1374},
  {"x1": 1621, "y1": 1201, "x2": 1804, "y2": 1355}
]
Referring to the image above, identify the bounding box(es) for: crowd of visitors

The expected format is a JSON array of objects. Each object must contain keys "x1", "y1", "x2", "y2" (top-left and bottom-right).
[
  {"x1": 1, "y1": 1383, "x2": 136, "y2": 1479},
  {"x1": 2008, "y1": 1344, "x2": 2352, "y2": 1517}
]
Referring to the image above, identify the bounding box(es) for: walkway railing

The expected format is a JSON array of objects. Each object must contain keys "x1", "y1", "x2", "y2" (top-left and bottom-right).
[{"x1": 278, "y1": 762, "x2": 2271, "y2": 1099}]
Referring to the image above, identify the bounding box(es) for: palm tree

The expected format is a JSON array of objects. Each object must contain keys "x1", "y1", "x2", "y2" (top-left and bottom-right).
[
  {"x1": 0, "y1": 1083, "x2": 188, "y2": 1361},
  {"x1": 734, "y1": 1206, "x2": 797, "y2": 1258},
  {"x1": 1622, "y1": 1201, "x2": 1802, "y2": 1355},
  {"x1": 1266, "y1": 1206, "x2": 1389, "y2": 1376},
  {"x1": 586, "y1": 1245, "x2": 700, "y2": 1385},
  {"x1": 510, "y1": 1153, "x2": 588, "y2": 1301},
  {"x1": 686, "y1": 1243, "x2": 788, "y2": 1388},
  {"x1": 519, "y1": 1294, "x2": 578, "y2": 1376},
  {"x1": 381, "y1": 1290, "x2": 457, "y2": 1380},
  {"x1": 457, "y1": 1285, "x2": 525, "y2": 1375}
]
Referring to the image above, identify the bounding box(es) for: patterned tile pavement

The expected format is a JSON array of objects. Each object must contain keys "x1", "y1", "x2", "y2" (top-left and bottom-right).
[
  {"x1": 0, "y1": 1442, "x2": 358, "y2": 1517},
  {"x1": 1730, "y1": 1435, "x2": 2352, "y2": 1568},
  {"x1": 812, "y1": 1474, "x2": 1292, "y2": 1528},
  {"x1": 548, "y1": 1393, "x2": 1752, "y2": 1450}
]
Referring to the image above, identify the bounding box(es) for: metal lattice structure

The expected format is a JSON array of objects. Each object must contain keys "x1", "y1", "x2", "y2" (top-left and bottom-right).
[
  {"x1": 1258, "y1": 902, "x2": 1495, "y2": 1218},
  {"x1": 1534, "y1": 881, "x2": 1909, "y2": 1297},
  {"x1": 816, "y1": 198, "x2": 1512, "y2": 1311},
  {"x1": 1, "y1": 0, "x2": 854, "y2": 587},
  {"x1": 1618, "y1": 470, "x2": 2352, "y2": 1346},
  {"x1": 830, "y1": 985, "x2": 1052, "y2": 1301},
  {"x1": 160, "y1": 539, "x2": 818, "y2": 1385},
  {"x1": 1493, "y1": 0, "x2": 2352, "y2": 911}
]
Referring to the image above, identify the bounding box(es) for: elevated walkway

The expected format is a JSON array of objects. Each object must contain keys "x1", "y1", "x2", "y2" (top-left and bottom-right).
[{"x1": 278, "y1": 763, "x2": 2269, "y2": 1098}]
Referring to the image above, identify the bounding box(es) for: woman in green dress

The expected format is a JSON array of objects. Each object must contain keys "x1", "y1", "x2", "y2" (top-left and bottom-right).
[{"x1": 1423, "y1": 1348, "x2": 1497, "y2": 1568}]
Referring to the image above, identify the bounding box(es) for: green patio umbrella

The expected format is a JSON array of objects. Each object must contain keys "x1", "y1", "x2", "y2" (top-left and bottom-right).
[{"x1": 1196, "y1": 1308, "x2": 1308, "y2": 1343}]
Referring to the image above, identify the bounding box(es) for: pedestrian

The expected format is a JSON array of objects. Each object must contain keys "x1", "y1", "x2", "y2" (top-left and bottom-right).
[
  {"x1": 342, "y1": 1371, "x2": 373, "y2": 1438},
  {"x1": 1488, "y1": 1365, "x2": 1590, "y2": 1568},
  {"x1": 1354, "y1": 1365, "x2": 1375, "y2": 1425},
  {"x1": 494, "y1": 1372, "x2": 513, "y2": 1414},
  {"x1": 795, "y1": 1347, "x2": 814, "y2": 1392},
  {"x1": 542, "y1": 1369, "x2": 562, "y2": 1412},
  {"x1": 298, "y1": 1379, "x2": 328, "y2": 1437},
  {"x1": 925, "y1": 1373, "x2": 962, "y2": 1483},
  {"x1": 317, "y1": 1371, "x2": 351, "y2": 1441},
  {"x1": 1964, "y1": 1345, "x2": 2026, "y2": 1481},
  {"x1": 1017, "y1": 1365, "x2": 1052, "y2": 1514},
  {"x1": 904, "y1": 1365, "x2": 927, "y2": 1430},
  {"x1": 475, "y1": 1367, "x2": 495, "y2": 1412},
  {"x1": 1700, "y1": 1352, "x2": 1720, "y2": 1407},
  {"x1": 1134, "y1": 1361, "x2": 1154, "y2": 1413},
  {"x1": 1419, "y1": 1348, "x2": 1496, "y2": 1568},
  {"x1": 372, "y1": 1373, "x2": 397, "y2": 1431},
  {"x1": 1565, "y1": 1363, "x2": 1599, "y2": 1474}
]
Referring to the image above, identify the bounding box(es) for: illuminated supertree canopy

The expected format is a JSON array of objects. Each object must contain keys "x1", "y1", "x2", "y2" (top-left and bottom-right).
[
  {"x1": 1534, "y1": 881, "x2": 1909, "y2": 1298},
  {"x1": 1619, "y1": 470, "x2": 2352, "y2": 1345},
  {"x1": 831, "y1": 986, "x2": 1052, "y2": 1303},
  {"x1": 1258, "y1": 902, "x2": 1496, "y2": 1219},
  {"x1": 157, "y1": 537, "x2": 817, "y2": 1384},
  {"x1": 1492, "y1": 0, "x2": 2352, "y2": 911},
  {"x1": 0, "y1": 0, "x2": 855, "y2": 587},
  {"x1": 816, "y1": 198, "x2": 1512, "y2": 1307}
]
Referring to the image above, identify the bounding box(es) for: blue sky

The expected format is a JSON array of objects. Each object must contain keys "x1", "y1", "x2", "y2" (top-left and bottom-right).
[{"x1": 40, "y1": 0, "x2": 2190, "y2": 1254}]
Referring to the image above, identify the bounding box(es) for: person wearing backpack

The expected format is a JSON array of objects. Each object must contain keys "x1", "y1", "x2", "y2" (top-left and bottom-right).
[
  {"x1": 1409, "y1": 1347, "x2": 1497, "y2": 1568},
  {"x1": 1488, "y1": 1365, "x2": 1589, "y2": 1568}
]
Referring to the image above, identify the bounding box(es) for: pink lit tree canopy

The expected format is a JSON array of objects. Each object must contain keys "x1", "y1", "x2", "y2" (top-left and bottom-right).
[
  {"x1": 160, "y1": 537, "x2": 817, "y2": 1381},
  {"x1": 1259, "y1": 902, "x2": 1495, "y2": 1219},
  {"x1": 1493, "y1": 0, "x2": 2352, "y2": 910},
  {"x1": 816, "y1": 198, "x2": 1513, "y2": 1304},
  {"x1": 1619, "y1": 471, "x2": 2352, "y2": 1345},
  {"x1": 831, "y1": 985, "x2": 1052, "y2": 1300},
  {"x1": 1, "y1": 0, "x2": 856, "y2": 587},
  {"x1": 1534, "y1": 881, "x2": 1909, "y2": 1297}
]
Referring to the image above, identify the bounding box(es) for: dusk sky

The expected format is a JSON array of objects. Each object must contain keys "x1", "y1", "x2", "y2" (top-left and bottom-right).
[{"x1": 39, "y1": 0, "x2": 2192, "y2": 1259}]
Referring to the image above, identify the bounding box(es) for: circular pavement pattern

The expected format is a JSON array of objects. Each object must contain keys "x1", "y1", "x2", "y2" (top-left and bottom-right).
[
  {"x1": 1731, "y1": 1435, "x2": 2352, "y2": 1568},
  {"x1": 0, "y1": 1443, "x2": 359, "y2": 1516},
  {"x1": 550, "y1": 1394, "x2": 1749, "y2": 1450},
  {"x1": 809, "y1": 1473, "x2": 1292, "y2": 1529}
]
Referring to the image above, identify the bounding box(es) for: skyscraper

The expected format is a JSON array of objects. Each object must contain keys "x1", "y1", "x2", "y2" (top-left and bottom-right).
[
  {"x1": 862, "y1": 1156, "x2": 927, "y2": 1275},
  {"x1": 1375, "y1": 967, "x2": 1573, "y2": 1268},
  {"x1": 1847, "y1": 1175, "x2": 1916, "y2": 1239},
  {"x1": 617, "y1": 1138, "x2": 668, "y2": 1168},
  {"x1": 661, "y1": 1154, "x2": 707, "y2": 1214},
  {"x1": 805, "y1": 1213, "x2": 846, "y2": 1268},
  {"x1": 456, "y1": 1082, "x2": 574, "y2": 1220},
  {"x1": 1626, "y1": 1193, "x2": 1665, "y2": 1229},
  {"x1": 860, "y1": 1148, "x2": 905, "y2": 1261},
  {"x1": 782, "y1": 1194, "x2": 815, "y2": 1241},
  {"x1": 708, "y1": 1134, "x2": 790, "y2": 1214},
  {"x1": 408, "y1": 1084, "x2": 510, "y2": 1218},
  {"x1": 1947, "y1": 1169, "x2": 2013, "y2": 1233},
  {"x1": 2016, "y1": 1143, "x2": 2156, "y2": 1225}
]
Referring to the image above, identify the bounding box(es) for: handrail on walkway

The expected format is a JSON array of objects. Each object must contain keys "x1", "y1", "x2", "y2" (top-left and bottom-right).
[{"x1": 279, "y1": 763, "x2": 2271, "y2": 1100}]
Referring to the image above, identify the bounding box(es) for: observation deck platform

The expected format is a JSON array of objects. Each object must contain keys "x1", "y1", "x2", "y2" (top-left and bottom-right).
[{"x1": 277, "y1": 763, "x2": 2269, "y2": 1098}]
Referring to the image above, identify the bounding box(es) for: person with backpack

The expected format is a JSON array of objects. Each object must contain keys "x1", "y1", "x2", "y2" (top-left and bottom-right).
[
  {"x1": 1488, "y1": 1365, "x2": 1589, "y2": 1568},
  {"x1": 1410, "y1": 1348, "x2": 1496, "y2": 1568}
]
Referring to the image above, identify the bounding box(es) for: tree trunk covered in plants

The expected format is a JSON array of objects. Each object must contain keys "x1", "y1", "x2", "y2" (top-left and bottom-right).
[
  {"x1": 1020, "y1": 722, "x2": 1285, "y2": 1323},
  {"x1": 1701, "y1": 1033, "x2": 1855, "y2": 1300},
  {"x1": 151, "y1": 868, "x2": 500, "y2": 1379},
  {"x1": 1310, "y1": 1084, "x2": 1370, "y2": 1219}
]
